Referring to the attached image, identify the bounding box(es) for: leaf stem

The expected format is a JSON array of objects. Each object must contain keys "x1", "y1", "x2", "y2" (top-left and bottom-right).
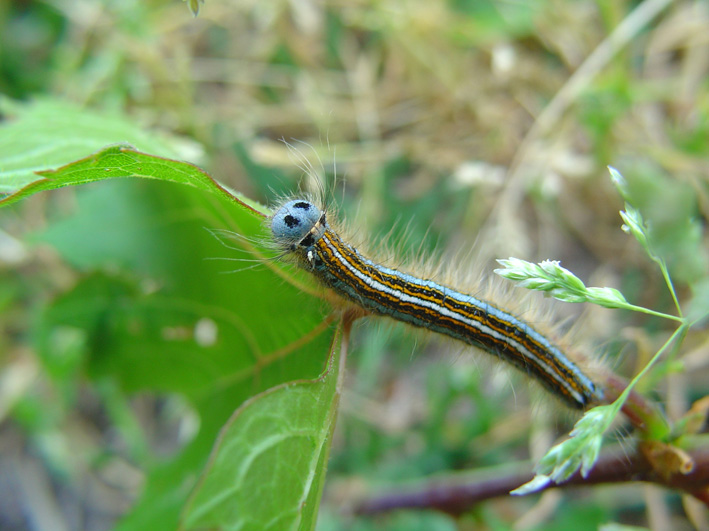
[
  {"x1": 608, "y1": 323, "x2": 688, "y2": 420},
  {"x1": 616, "y1": 302, "x2": 683, "y2": 322}
]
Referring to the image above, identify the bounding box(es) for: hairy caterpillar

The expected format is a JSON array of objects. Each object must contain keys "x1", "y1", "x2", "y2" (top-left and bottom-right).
[{"x1": 270, "y1": 199, "x2": 603, "y2": 409}]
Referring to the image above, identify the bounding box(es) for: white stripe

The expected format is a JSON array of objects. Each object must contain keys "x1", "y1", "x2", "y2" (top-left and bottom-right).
[{"x1": 324, "y1": 235, "x2": 585, "y2": 403}]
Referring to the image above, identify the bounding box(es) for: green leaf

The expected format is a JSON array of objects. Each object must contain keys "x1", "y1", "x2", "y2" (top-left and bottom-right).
[
  {"x1": 32, "y1": 177, "x2": 337, "y2": 529},
  {"x1": 2, "y1": 101, "x2": 343, "y2": 529},
  {"x1": 1, "y1": 145, "x2": 248, "y2": 210},
  {"x1": 0, "y1": 98, "x2": 183, "y2": 194},
  {"x1": 181, "y1": 326, "x2": 344, "y2": 531}
]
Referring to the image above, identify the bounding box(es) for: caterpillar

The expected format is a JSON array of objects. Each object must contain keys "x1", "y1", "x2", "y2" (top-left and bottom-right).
[{"x1": 270, "y1": 199, "x2": 603, "y2": 409}]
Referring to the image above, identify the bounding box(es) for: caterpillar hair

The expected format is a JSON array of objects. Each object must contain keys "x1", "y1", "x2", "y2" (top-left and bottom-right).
[{"x1": 269, "y1": 198, "x2": 604, "y2": 410}]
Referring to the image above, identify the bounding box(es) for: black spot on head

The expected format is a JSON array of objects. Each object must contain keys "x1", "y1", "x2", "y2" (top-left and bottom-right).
[
  {"x1": 284, "y1": 215, "x2": 300, "y2": 228},
  {"x1": 301, "y1": 234, "x2": 314, "y2": 247},
  {"x1": 294, "y1": 202, "x2": 311, "y2": 210}
]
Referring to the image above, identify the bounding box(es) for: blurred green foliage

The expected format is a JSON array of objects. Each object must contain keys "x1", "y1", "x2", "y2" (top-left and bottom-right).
[{"x1": 1, "y1": 0, "x2": 708, "y2": 530}]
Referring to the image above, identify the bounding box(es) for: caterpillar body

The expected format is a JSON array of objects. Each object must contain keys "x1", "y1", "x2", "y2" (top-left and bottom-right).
[{"x1": 271, "y1": 199, "x2": 602, "y2": 409}]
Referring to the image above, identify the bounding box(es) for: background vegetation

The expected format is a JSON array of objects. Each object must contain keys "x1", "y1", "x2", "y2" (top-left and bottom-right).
[{"x1": 1, "y1": 0, "x2": 708, "y2": 529}]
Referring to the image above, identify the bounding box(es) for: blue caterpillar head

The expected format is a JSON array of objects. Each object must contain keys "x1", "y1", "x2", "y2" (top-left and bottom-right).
[{"x1": 271, "y1": 200, "x2": 324, "y2": 247}]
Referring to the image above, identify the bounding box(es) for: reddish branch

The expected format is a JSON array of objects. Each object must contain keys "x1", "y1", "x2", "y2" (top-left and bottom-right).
[{"x1": 354, "y1": 446, "x2": 709, "y2": 515}]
